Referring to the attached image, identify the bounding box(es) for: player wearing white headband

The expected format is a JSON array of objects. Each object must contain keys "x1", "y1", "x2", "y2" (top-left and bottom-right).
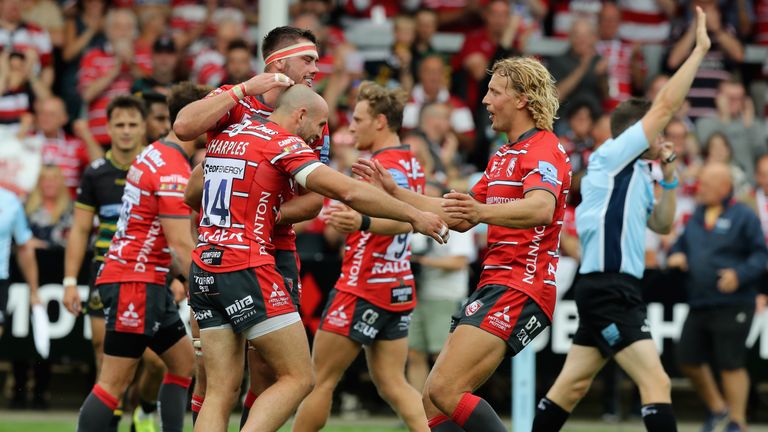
[{"x1": 173, "y1": 27, "x2": 332, "y2": 428}]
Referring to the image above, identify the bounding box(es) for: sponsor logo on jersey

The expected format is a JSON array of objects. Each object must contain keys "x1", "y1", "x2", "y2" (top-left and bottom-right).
[
  {"x1": 225, "y1": 295, "x2": 254, "y2": 319},
  {"x1": 119, "y1": 302, "x2": 142, "y2": 328},
  {"x1": 134, "y1": 218, "x2": 162, "y2": 273},
  {"x1": 538, "y1": 160, "x2": 559, "y2": 186},
  {"x1": 194, "y1": 309, "x2": 213, "y2": 321},
  {"x1": 505, "y1": 158, "x2": 517, "y2": 177},
  {"x1": 326, "y1": 305, "x2": 350, "y2": 328},
  {"x1": 200, "y1": 248, "x2": 224, "y2": 266},
  {"x1": 465, "y1": 300, "x2": 483, "y2": 316},
  {"x1": 159, "y1": 183, "x2": 185, "y2": 191},
  {"x1": 268, "y1": 283, "x2": 291, "y2": 308},
  {"x1": 127, "y1": 166, "x2": 143, "y2": 184},
  {"x1": 390, "y1": 285, "x2": 413, "y2": 304},
  {"x1": 488, "y1": 305, "x2": 513, "y2": 332}
]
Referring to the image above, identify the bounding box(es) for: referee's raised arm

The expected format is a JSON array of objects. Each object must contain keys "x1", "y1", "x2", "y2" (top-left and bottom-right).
[{"x1": 641, "y1": 6, "x2": 711, "y2": 143}]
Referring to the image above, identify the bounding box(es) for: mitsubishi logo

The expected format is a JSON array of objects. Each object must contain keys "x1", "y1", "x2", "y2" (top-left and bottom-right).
[
  {"x1": 270, "y1": 283, "x2": 286, "y2": 298},
  {"x1": 122, "y1": 303, "x2": 139, "y2": 319},
  {"x1": 493, "y1": 306, "x2": 510, "y2": 322},
  {"x1": 330, "y1": 306, "x2": 347, "y2": 319}
]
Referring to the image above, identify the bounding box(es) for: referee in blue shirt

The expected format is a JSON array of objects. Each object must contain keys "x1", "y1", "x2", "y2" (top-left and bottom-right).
[{"x1": 533, "y1": 7, "x2": 712, "y2": 432}]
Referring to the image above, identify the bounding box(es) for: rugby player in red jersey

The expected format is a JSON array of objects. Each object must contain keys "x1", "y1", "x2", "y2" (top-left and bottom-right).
[
  {"x1": 292, "y1": 82, "x2": 429, "y2": 432},
  {"x1": 173, "y1": 27, "x2": 331, "y2": 425},
  {"x1": 188, "y1": 85, "x2": 447, "y2": 432},
  {"x1": 76, "y1": 83, "x2": 211, "y2": 432},
  {"x1": 354, "y1": 57, "x2": 570, "y2": 432}
]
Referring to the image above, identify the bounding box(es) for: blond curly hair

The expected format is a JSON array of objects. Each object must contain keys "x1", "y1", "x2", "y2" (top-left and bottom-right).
[{"x1": 491, "y1": 57, "x2": 559, "y2": 131}]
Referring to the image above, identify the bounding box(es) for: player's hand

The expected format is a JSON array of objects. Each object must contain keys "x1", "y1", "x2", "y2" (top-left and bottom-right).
[
  {"x1": 694, "y1": 6, "x2": 712, "y2": 53},
  {"x1": 243, "y1": 73, "x2": 294, "y2": 96},
  {"x1": 352, "y1": 159, "x2": 398, "y2": 195},
  {"x1": 667, "y1": 252, "x2": 688, "y2": 271},
  {"x1": 757, "y1": 294, "x2": 767, "y2": 315},
  {"x1": 717, "y1": 268, "x2": 739, "y2": 293},
  {"x1": 63, "y1": 284, "x2": 82, "y2": 315},
  {"x1": 326, "y1": 203, "x2": 362, "y2": 234},
  {"x1": 659, "y1": 141, "x2": 677, "y2": 179},
  {"x1": 442, "y1": 191, "x2": 482, "y2": 225},
  {"x1": 170, "y1": 278, "x2": 186, "y2": 303},
  {"x1": 29, "y1": 291, "x2": 41, "y2": 306},
  {"x1": 411, "y1": 211, "x2": 449, "y2": 244}
]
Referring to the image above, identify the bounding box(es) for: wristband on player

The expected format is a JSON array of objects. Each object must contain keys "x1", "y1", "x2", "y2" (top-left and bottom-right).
[
  {"x1": 175, "y1": 274, "x2": 187, "y2": 284},
  {"x1": 63, "y1": 276, "x2": 77, "y2": 287},
  {"x1": 275, "y1": 210, "x2": 283, "y2": 225},
  {"x1": 659, "y1": 177, "x2": 679, "y2": 190},
  {"x1": 359, "y1": 215, "x2": 371, "y2": 231},
  {"x1": 227, "y1": 83, "x2": 246, "y2": 102}
]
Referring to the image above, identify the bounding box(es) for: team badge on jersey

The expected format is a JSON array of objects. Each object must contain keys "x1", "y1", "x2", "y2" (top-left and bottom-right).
[
  {"x1": 538, "y1": 161, "x2": 559, "y2": 186},
  {"x1": 465, "y1": 300, "x2": 483, "y2": 316}
]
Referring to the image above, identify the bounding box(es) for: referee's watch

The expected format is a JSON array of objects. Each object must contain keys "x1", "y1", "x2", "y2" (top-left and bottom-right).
[{"x1": 659, "y1": 177, "x2": 679, "y2": 190}]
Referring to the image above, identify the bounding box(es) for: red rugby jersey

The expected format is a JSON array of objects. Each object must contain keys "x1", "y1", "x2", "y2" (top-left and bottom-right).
[
  {"x1": 470, "y1": 129, "x2": 572, "y2": 320},
  {"x1": 97, "y1": 140, "x2": 191, "y2": 285},
  {"x1": 193, "y1": 117, "x2": 322, "y2": 273},
  {"x1": 204, "y1": 85, "x2": 331, "y2": 251},
  {"x1": 335, "y1": 146, "x2": 426, "y2": 312}
]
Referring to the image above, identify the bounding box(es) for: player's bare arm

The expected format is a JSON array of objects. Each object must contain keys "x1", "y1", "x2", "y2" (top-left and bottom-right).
[
  {"x1": 62, "y1": 206, "x2": 96, "y2": 315},
  {"x1": 325, "y1": 202, "x2": 412, "y2": 235},
  {"x1": 352, "y1": 158, "x2": 472, "y2": 231},
  {"x1": 303, "y1": 164, "x2": 449, "y2": 243},
  {"x1": 443, "y1": 189, "x2": 556, "y2": 229},
  {"x1": 648, "y1": 142, "x2": 678, "y2": 234},
  {"x1": 276, "y1": 190, "x2": 324, "y2": 225},
  {"x1": 160, "y1": 217, "x2": 195, "y2": 280},
  {"x1": 184, "y1": 164, "x2": 203, "y2": 212},
  {"x1": 173, "y1": 73, "x2": 294, "y2": 141},
  {"x1": 641, "y1": 6, "x2": 711, "y2": 143}
]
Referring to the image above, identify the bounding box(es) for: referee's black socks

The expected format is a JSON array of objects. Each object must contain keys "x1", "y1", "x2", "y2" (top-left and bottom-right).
[
  {"x1": 641, "y1": 403, "x2": 677, "y2": 432},
  {"x1": 532, "y1": 397, "x2": 570, "y2": 431}
]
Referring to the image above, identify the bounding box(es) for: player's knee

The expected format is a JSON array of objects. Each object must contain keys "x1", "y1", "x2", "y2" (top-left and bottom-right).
[
  {"x1": 562, "y1": 376, "x2": 593, "y2": 405},
  {"x1": 425, "y1": 377, "x2": 455, "y2": 412},
  {"x1": 375, "y1": 379, "x2": 402, "y2": 404}
]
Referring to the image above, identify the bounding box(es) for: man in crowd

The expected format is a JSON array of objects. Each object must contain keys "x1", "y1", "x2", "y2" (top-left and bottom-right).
[
  {"x1": 668, "y1": 162, "x2": 767, "y2": 432},
  {"x1": 187, "y1": 84, "x2": 447, "y2": 432},
  {"x1": 355, "y1": 55, "x2": 569, "y2": 432},
  {"x1": 293, "y1": 82, "x2": 430, "y2": 432},
  {"x1": 532, "y1": 8, "x2": 712, "y2": 432},
  {"x1": 140, "y1": 92, "x2": 171, "y2": 144},
  {"x1": 75, "y1": 83, "x2": 210, "y2": 432}
]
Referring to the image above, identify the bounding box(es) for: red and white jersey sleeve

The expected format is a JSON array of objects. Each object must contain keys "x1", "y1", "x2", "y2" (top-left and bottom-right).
[
  {"x1": 205, "y1": 86, "x2": 273, "y2": 141},
  {"x1": 471, "y1": 130, "x2": 571, "y2": 320},
  {"x1": 97, "y1": 141, "x2": 192, "y2": 285},
  {"x1": 334, "y1": 146, "x2": 426, "y2": 312},
  {"x1": 193, "y1": 118, "x2": 321, "y2": 273}
]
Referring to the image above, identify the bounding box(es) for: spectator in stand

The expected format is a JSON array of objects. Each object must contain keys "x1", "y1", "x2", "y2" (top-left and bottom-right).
[
  {"x1": 751, "y1": 155, "x2": 768, "y2": 244},
  {"x1": 21, "y1": 0, "x2": 65, "y2": 48},
  {"x1": 412, "y1": 9, "x2": 441, "y2": 71},
  {"x1": 617, "y1": 0, "x2": 676, "y2": 44},
  {"x1": 402, "y1": 55, "x2": 475, "y2": 153},
  {"x1": 646, "y1": 73, "x2": 694, "y2": 128},
  {"x1": 702, "y1": 132, "x2": 751, "y2": 197},
  {"x1": 596, "y1": 2, "x2": 646, "y2": 112},
  {"x1": 60, "y1": 0, "x2": 107, "y2": 121},
  {"x1": 139, "y1": 91, "x2": 170, "y2": 143},
  {"x1": 549, "y1": 0, "x2": 603, "y2": 38},
  {"x1": 342, "y1": 0, "x2": 407, "y2": 19},
  {"x1": 560, "y1": 101, "x2": 598, "y2": 174},
  {"x1": 221, "y1": 39, "x2": 254, "y2": 86},
  {"x1": 78, "y1": 8, "x2": 151, "y2": 146},
  {"x1": 37, "y1": 97, "x2": 102, "y2": 198},
  {"x1": 452, "y1": 0, "x2": 516, "y2": 113},
  {"x1": 404, "y1": 102, "x2": 461, "y2": 184},
  {"x1": 135, "y1": 5, "x2": 168, "y2": 54},
  {"x1": 190, "y1": 16, "x2": 242, "y2": 87},
  {"x1": 668, "y1": 162, "x2": 767, "y2": 432},
  {"x1": 549, "y1": 18, "x2": 607, "y2": 127},
  {"x1": 0, "y1": 0, "x2": 54, "y2": 90},
  {"x1": 0, "y1": 50, "x2": 50, "y2": 135},
  {"x1": 591, "y1": 114, "x2": 612, "y2": 148},
  {"x1": 292, "y1": 12, "x2": 348, "y2": 86},
  {"x1": 407, "y1": 181, "x2": 477, "y2": 393},
  {"x1": 666, "y1": 0, "x2": 744, "y2": 120},
  {"x1": 364, "y1": 14, "x2": 416, "y2": 92},
  {"x1": 25, "y1": 165, "x2": 73, "y2": 250},
  {"x1": 696, "y1": 78, "x2": 767, "y2": 181},
  {"x1": 131, "y1": 35, "x2": 179, "y2": 95}
]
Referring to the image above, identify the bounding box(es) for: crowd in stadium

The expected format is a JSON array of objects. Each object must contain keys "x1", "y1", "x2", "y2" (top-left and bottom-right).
[{"x1": 0, "y1": 0, "x2": 767, "y2": 431}]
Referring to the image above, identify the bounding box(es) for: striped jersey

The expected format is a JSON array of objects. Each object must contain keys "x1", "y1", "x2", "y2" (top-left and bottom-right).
[
  {"x1": 469, "y1": 129, "x2": 571, "y2": 320},
  {"x1": 335, "y1": 146, "x2": 426, "y2": 312},
  {"x1": 576, "y1": 121, "x2": 654, "y2": 279},
  {"x1": 75, "y1": 152, "x2": 130, "y2": 262}
]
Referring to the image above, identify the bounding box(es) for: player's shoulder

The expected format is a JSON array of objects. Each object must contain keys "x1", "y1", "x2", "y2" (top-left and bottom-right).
[
  {"x1": 85, "y1": 157, "x2": 108, "y2": 173},
  {"x1": 0, "y1": 187, "x2": 20, "y2": 205}
]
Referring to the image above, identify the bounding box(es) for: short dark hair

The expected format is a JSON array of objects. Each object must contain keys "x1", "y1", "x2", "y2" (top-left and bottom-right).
[
  {"x1": 107, "y1": 94, "x2": 147, "y2": 120},
  {"x1": 610, "y1": 98, "x2": 651, "y2": 138},
  {"x1": 227, "y1": 38, "x2": 252, "y2": 54},
  {"x1": 137, "y1": 91, "x2": 167, "y2": 109},
  {"x1": 168, "y1": 82, "x2": 211, "y2": 126},
  {"x1": 567, "y1": 100, "x2": 599, "y2": 122},
  {"x1": 261, "y1": 26, "x2": 317, "y2": 61},
  {"x1": 356, "y1": 81, "x2": 409, "y2": 132}
]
